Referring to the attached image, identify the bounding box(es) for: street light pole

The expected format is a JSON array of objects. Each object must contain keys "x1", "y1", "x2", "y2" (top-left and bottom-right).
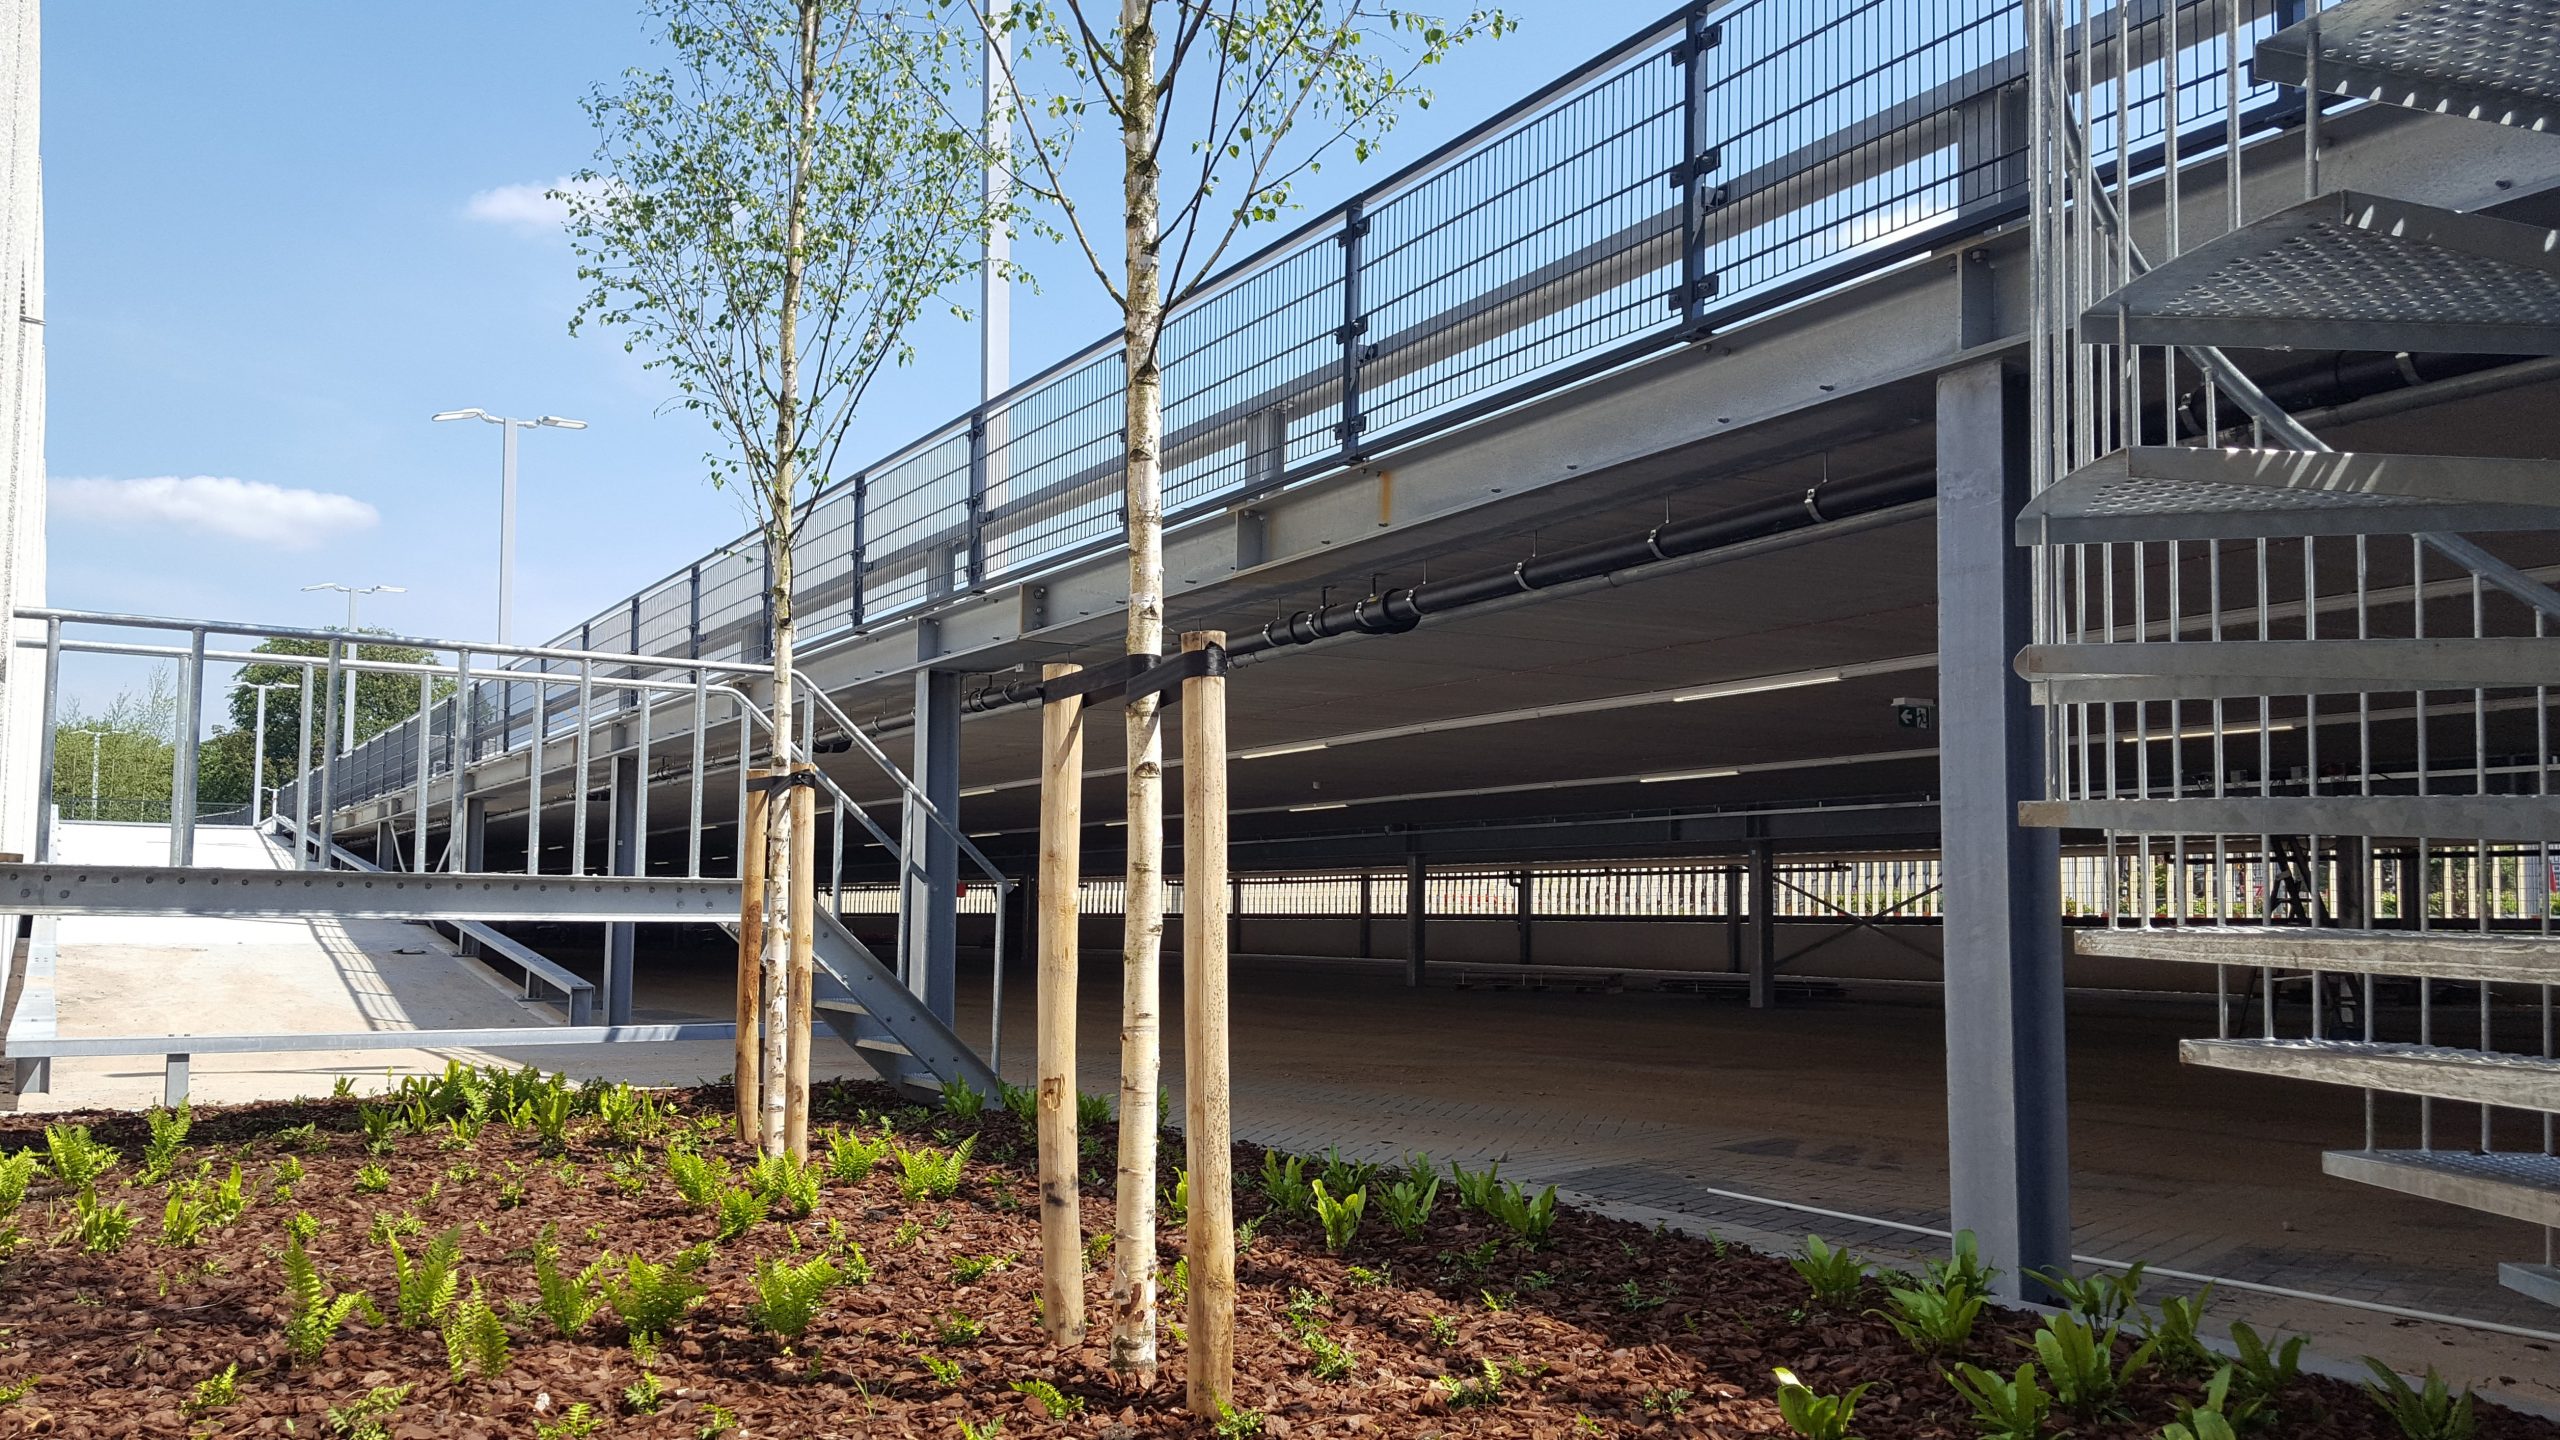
[
  {"x1": 301, "y1": 583, "x2": 405, "y2": 754},
  {"x1": 245, "y1": 681, "x2": 292, "y2": 825},
  {"x1": 431, "y1": 409, "x2": 586, "y2": 645}
]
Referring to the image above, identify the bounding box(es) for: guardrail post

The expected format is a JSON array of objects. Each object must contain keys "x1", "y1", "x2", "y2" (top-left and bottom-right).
[
  {"x1": 758, "y1": 550, "x2": 776, "y2": 663},
  {"x1": 163, "y1": 1053, "x2": 189, "y2": 1108},
  {"x1": 687, "y1": 563, "x2": 703, "y2": 659},
  {"x1": 849, "y1": 473, "x2": 869, "y2": 628},
  {"x1": 32, "y1": 617, "x2": 58, "y2": 861},
  {"x1": 901, "y1": 669, "x2": 962, "y2": 1022},
  {"x1": 605, "y1": 752, "x2": 639, "y2": 1025},
  {"x1": 1334, "y1": 200, "x2": 1370, "y2": 458},
  {"x1": 1671, "y1": 2, "x2": 1724, "y2": 336},
  {"x1": 966, "y1": 411, "x2": 990, "y2": 591},
  {"x1": 169, "y1": 628, "x2": 206, "y2": 865}
]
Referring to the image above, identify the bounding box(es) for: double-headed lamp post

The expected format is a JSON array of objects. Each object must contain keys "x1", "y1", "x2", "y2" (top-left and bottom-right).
[
  {"x1": 430, "y1": 410, "x2": 587, "y2": 645},
  {"x1": 302, "y1": 582, "x2": 405, "y2": 754}
]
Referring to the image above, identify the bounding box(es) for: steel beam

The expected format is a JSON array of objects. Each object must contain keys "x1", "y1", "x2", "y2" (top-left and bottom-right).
[
  {"x1": 12, "y1": 1022, "x2": 744, "y2": 1058},
  {"x1": 0, "y1": 865, "x2": 736, "y2": 921},
  {"x1": 1934, "y1": 360, "x2": 2069, "y2": 1299},
  {"x1": 902, "y1": 669, "x2": 961, "y2": 1022},
  {"x1": 604, "y1": 753, "x2": 639, "y2": 1025}
]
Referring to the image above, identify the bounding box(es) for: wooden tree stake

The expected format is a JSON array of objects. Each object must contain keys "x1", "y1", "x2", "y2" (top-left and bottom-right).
[
  {"x1": 785, "y1": 768, "x2": 818, "y2": 1160},
  {"x1": 736, "y1": 769, "x2": 772, "y2": 1143},
  {"x1": 1180, "y1": 630, "x2": 1235, "y2": 1414},
  {"x1": 1037, "y1": 663, "x2": 1087, "y2": 1345}
]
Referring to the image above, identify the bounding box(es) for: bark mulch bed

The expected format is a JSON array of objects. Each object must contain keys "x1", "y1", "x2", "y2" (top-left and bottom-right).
[{"x1": 0, "y1": 1072, "x2": 2545, "y2": 1439}]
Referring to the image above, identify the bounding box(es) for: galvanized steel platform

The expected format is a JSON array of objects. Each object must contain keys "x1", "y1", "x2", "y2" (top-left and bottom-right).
[
  {"x1": 2014, "y1": 446, "x2": 2560, "y2": 544},
  {"x1": 2077, "y1": 925, "x2": 2560, "y2": 984},
  {"x1": 2255, "y1": 0, "x2": 2560, "y2": 134},
  {"x1": 2322, "y1": 1147, "x2": 2560, "y2": 1228},
  {"x1": 2182, "y1": 1036, "x2": 2560, "y2": 1112}
]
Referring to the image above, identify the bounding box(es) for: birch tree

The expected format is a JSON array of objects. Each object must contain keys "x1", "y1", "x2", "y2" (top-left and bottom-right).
[
  {"x1": 563, "y1": 0, "x2": 1002, "y2": 1155},
  {"x1": 958, "y1": 0, "x2": 1505, "y2": 1380}
]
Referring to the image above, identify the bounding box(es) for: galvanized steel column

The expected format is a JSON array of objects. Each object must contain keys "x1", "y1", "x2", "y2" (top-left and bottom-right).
[
  {"x1": 1934, "y1": 359, "x2": 2070, "y2": 1299},
  {"x1": 604, "y1": 752, "x2": 640, "y2": 1026},
  {"x1": 902, "y1": 670, "x2": 962, "y2": 1024}
]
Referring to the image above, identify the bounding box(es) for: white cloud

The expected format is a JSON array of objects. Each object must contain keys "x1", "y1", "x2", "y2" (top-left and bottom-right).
[
  {"x1": 52, "y1": 475, "x2": 379, "y2": 550},
  {"x1": 464, "y1": 175, "x2": 615, "y2": 233}
]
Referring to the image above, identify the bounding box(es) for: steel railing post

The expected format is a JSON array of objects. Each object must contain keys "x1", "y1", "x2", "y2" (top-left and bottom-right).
[
  {"x1": 32, "y1": 617, "x2": 59, "y2": 861},
  {"x1": 966, "y1": 412, "x2": 989, "y2": 590},
  {"x1": 572, "y1": 659, "x2": 593, "y2": 876},
  {"x1": 169, "y1": 628, "x2": 206, "y2": 865},
  {"x1": 849, "y1": 472, "x2": 868, "y2": 628},
  {"x1": 412, "y1": 672, "x2": 433, "y2": 871},
  {"x1": 1334, "y1": 200, "x2": 1370, "y2": 459},
  {"x1": 294, "y1": 666, "x2": 313, "y2": 868},
  {"x1": 689, "y1": 670, "x2": 708, "y2": 877},
  {"x1": 317, "y1": 641, "x2": 342, "y2": 865},
  {"x1": 1671, "y1": 2, "x2": 1723, "y2": 336},
  {"x1": 687, "y1": 563, "x2": 703, "y2": 660}
]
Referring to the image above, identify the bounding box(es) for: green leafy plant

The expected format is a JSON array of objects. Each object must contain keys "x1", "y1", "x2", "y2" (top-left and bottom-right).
[
  {"x1": 1213, "y1": 1401, "x2": 1265, "y2": 1437},
  {"x1": 1075, "y1": 1090, "x2": 1112, "y2": 1128},
  {"x1": 1258, "y1": 1150, "x2": 1313, "y2": 1216},
  {"x1": 326, "y1": 1383, "x2": 411, "y2": 1440},
  {"x1": 1316, "y1": 1147, "x2": 1380, "y2": 1197},
  {"x1": 387, "y1": 1226, "x2": 464, "y2": 1328},
  {"x1": 2163, "y1": 1411, "x2": 2240, "y2": 1440},
  {"x1": 1446, "y1": 1158, "x2": 1504, "y2": 1214},
  {"x1": 140, "y1": 1104, "x2": 192, "y2": 1184},
  {"x1": 351, "y1": 1161, "x2": 391, "y2": 1195},
  {"x1": 696, "y1": 1402, "x2": 739, "y2": 1439},
  {"x1": 1874, "y1": 1280, "x2": 1983, "y2": 1356},
  {"x1": 533, "y1": 1225, "x2": 609, "y2": 1337},
  {"x1": 0, "y1": 1151, "x2": 37, "y2": 1214},
  {"x1": 2226, "y1": 1320, "x2": 2307, "y2": 1411},
  {"x1": 998, "y1": 1081, "x2": 1038, "y2": 1124},
  {"x1": 746, "y1": 1253, "x2": 841, "y2": 1339},
  {"x1": 1378, "y1": 1173, "x2": 1439, "y2": 1239},
  {"x1": 275, "y1": 1121, "x2": 323, "y2": 1154},
  {"x1": 528, "y1": 1087, "x2": 577, "y2": 1156},
  {"x1": 283, "y1": 1210, "x2": 321, "y2": 1247},
  {"x1": 749, "y1": 1151, "x2": 821, "y2": 1220},
  {"x1": 1946, "y1": 1361, "x2": 2051, "y2": 1440},
  {"x1": 1640, "y1": 1388, "x2": 1693, "y2": 1419},
  {"x1": 1790, "y1": 1235, "x2": 1871, "y2": 1308},
  {"x1": 534, "y1": 1401, "x2": 605, "y2": 1440},
  {"x1": 1010, "y1": 1378, "x2": 1086, "y2": 1418},
  {"x1": 893, "y1": 1136, "x2": 974, "y2": 1202},
  {"x1": 623, "y1": 1370, "x2": 668, "y2": 1414},
  {"x1": 2165, "y1": 1366, "x2": 2263, "y2": 1439},
  {"x1": 160, "y1": 1187, "x2": 214, "y2": 1248},
  {"x1": 713, "y1": 1184, "x2": 764, "y2": 1242},
  {"x1": 826, "y1": 1126, "x2": 892, "y2": 1186},
  {"x1": 2362, "y1": 1360, "x2": 2476, "y2": 1440},
  {"x1": 1483, "y1": 1180, "x2": 1558, "y2": 1245},
  {"x1": 600, "y1": 1245, "x2": 710, "y2": 1342},
  {"x1": 357, "y1": 1104, "x2": 397, "y2": 1155},
  {"x1": 1082, "y1": 1230, "x2": 1111, "y2": 1271},
  {"x1": 943, "y1": 1077, "x2": 988, "y2": 1122},
  {"x1": 955, "y1": 1418, "x2": 1005, "y2": 1440},
  {"x1": 1773, "y1": 1367, "x2": 1869, "y2": 1440},
  {"x1": 594, "y1": 1083, "x2": 665, "y2": 1143},
  {"x1": 1302, "y1": 1328, "x2": 1356, "y2": 1381},
  {"x1": 2033, "y1": 1260, "x2": 2148, "y2": 1328},
  {"x1": 1437, "y1": 1358, "x2": 1510, "y2": 1411},
  {"x1": 921, "y1": 1353, "x2": 964, "y2": 1386},
  {"x1": 2032, "y1": 1313, "x2": 2155, "y2": 1420},
  {"x1": 666, "y1": 1144, "x2": 731, "y2": 1210},
  {"x1": 2146, "y1": 1286, "x2": 2217, "y2": 1377},
  {"x1": 938, "y1": 1311, "x2": 987, "y2": 1344},
  {"x1": 63, "y1": 1189, "x2": 134, "y2": 1254},
  {"x1": 442, "y1": 1279, "x2": 511, "y2": 1380},
  {"x1": 1161, "y1": 1167, "x2": 1190, "y2": 1225},
  {"x1": 1928, "y1": 1230, "x2": 1998, "y2": 1303},
  {"x1": 1310, "y1": 1179, "x2": 1367, "y2": 1254},
  {"x1": 185, "y1": 1363, "x2": 239, "y2": 1416},
  {"x1": 282, "y1": 1235, "x2": 373, "y2": 1362},
  {"x1": 951, "y1": 1251, "x2": 1016, "y2": 1284},
  {"x1": 41, "y1": 1123, "x2": 118, "y2": 1191}
]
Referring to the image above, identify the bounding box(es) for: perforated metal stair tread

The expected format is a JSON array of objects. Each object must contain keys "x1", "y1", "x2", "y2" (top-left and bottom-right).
[
  {"x1": 2256, "y1": 0, "x2": 2560, "y2": 134},
  {"x1": 2015, "y1": 446, "x2": 2560, "y2": 544},
  {"x1": 2076, "y1": 925, "x2": 2560, "y2": 983},
  {"x1": 2080, "y1": 191, "x2": 2560, "y2": 353},
  {"x1": 2321, "y1": 1148, "x2": 2560, "y2": 1227},
  {"x1": 2181, "y1": 1036, "x2": 2560, "y2": 1111},
  {"x1": 2020, "y1": 795, "x2": 2560, "y2": 842},
  {"x1": 2019, "y1": 637, "x2": 2560, "y2": 702}
]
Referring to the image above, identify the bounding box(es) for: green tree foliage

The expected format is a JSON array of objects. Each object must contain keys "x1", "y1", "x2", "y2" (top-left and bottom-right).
[{"x1": 225, "y1": 636, "x2": 442, "y2": 797}]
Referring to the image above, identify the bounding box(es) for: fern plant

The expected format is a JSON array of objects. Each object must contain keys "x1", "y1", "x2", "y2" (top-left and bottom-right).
[
  {"x1": 713, "y1": 1185, "x2": 764, "y2": 1243},
  {"x1": 352, "y1": 1162, "x2": 391, "y2": 1195},
  {"x1": 1257, "y1": 1151, "x2": 1313, "y2": 1216},
  {"x1": 665, "y1": 1144, "x2": 731, "y2": 1210},
  {"x1": 1790, "y1": 1235, "x2": 1871, "y2": 1308},
  {"x1": 0, "y1": 1151, "x2": 36, "y2": 1214},
  {"x1": 1010, "y1": 1378, "x2": 1084, "y2": 1418},
  {"x1": 826, "y1": 1127, "x2": 891, "y2": 1186},
  {"x1": 1309, "y1": 1180, "x2": 1366, "y2": 1255},
  {"x1": 41, "y1": 1123, "x2": 118, "y2": 1191},
  {"x1": 160, "y1": 1187, "x2": 213, "y2": 1248},
  {"x1": 1945, "y1": 1361, "x2": 2050, "y2": 1440},
  {"x1": 533, "y1": 1225, "x2": 609, "y2": 1337},
  {"x1": 185, "y1": 1363, "x2": 240, "y2": 1417},
  {"x1": 2031, "y1": 1313, "x2": 2155, "y2": 1420},
  {"x1": 1075, "y1": 1090, "x2": 1112, "y2": 1127},
  {"x1": 892, "y1": 1136, "x2": 974, "y2": 1202},
  {"x1": 601, "y1": 1245, "x2": 710, "y2": 1342},
  {"x1": 943, "y1": 1078, "x2": 988, "y2": 1122},
  {"x1": 325, "y1": 1383, "x2": 411, "y2": 1440},
  {"x1": 528, "y1": 1088, "x2": 577, "y2": 1156},
  {"x1": 2362, "y1": 1360, "x2": 2476, "y2": 1440},
  {"x1": 441, "y1": 1279, "x2": 512, "y2": 1380},
  {"x1": 748, "y1": 1151, "x2": 821, "y2": 1220},
  {"x1": 1376, "y1": 1172, "x2": 1438, "y2": 1239},
  {"x1": 139, "y1": 1104, "x2": 192, "y2": 1184},
  {"x1": 1773, "y1": 1367, "x2": 1870, "y2": 1440},
  {"x1": 746, "y1": 1254, "x2": 841, "y2": 1339},
  {"x1": 998, "y1": 1081, "x2": 1038, "y2": 1124},
  {"x1": 282, "y1": 1235, "x2": 372, "y2": 1361},
  {"x1": 387, "y1": 1226, "x2": 465, "y2": 1328}
]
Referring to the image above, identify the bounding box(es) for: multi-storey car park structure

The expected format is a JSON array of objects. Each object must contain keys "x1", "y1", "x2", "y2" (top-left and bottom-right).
[{"x1": 8, "y1": 0, "x2": 2560, "y2": 1348}]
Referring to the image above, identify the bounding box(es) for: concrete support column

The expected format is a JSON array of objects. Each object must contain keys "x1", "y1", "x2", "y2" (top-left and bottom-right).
[
  {"x1": 1747, "y1": 841, "x2": 1776, "y2": 1008},
  {"x1": 1403, "y1": 853, "x2": 1427, "y2": 988},
  {"x1": 1935, "y1": 359, "x2": 2069, "y2": 1298},
  {"x1": 1230, "y1": 871, "x2": 1244, "y2": 958},
  {"x1": 1357, "y1": 872, "x2": 1374, "y2": 959},
  {"x1": 902, "y1": 669, "x2": 962, "y2": 1024},
  {"x1": 603, "y1": 752, "x2": 639, "y2": 1026},
  {"x1": 1723, "y1": 863, "x2": 1743, "y2": 973}
]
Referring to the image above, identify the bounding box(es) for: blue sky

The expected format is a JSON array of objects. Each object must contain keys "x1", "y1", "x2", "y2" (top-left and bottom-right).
[{"x1": 41, "y1": 1, "x2": 1667, "y2": 678}]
